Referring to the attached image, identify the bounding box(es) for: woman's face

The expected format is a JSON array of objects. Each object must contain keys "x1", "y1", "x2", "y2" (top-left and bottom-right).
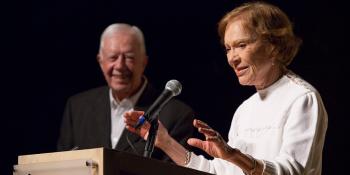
[{"x1": 224, "y1": 20, "x2": 277, "y2": 89}]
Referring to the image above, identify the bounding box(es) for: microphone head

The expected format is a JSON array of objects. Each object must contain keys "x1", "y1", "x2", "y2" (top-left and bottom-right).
[{"x1": 165, "y1": 79, "x2": 182, "y2": 96}]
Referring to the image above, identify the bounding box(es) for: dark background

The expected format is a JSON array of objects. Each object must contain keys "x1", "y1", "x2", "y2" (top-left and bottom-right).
[{"x1": 2, "y1": 0, "x2": 347, "y2": 174}]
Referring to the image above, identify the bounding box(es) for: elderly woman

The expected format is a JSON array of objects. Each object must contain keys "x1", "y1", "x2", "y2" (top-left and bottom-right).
[{"x1": 124, "y1": 1, "x2": 328, "y2": 175}]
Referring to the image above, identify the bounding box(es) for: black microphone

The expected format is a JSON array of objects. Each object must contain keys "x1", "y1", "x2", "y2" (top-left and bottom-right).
[{"x1": 134, "y1": 79, "x2": 182, "y2": 129}]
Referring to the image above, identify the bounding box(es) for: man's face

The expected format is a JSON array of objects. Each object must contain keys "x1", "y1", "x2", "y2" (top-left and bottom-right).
[{"x1": 98, "y1": 32, "x2": 147, "y2": 100}]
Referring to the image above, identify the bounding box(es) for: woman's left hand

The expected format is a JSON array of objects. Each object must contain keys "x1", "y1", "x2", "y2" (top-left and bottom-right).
[{"x1": 187, "y1": 119, "x2": 236, "y2": 160}]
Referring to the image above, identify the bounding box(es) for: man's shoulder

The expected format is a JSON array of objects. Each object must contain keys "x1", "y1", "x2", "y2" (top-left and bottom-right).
[
  {"x1": 68, "y1": 86, "x2": 109, "y2": 103},
  {"x1": 159, "y1": 98, "x2": 194, "y2": 121},
  {"x1": 167, "y1": 98, "x2": 192, "y2": 111}
]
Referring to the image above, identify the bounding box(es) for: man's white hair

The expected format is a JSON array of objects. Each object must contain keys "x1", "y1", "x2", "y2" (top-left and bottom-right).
[{"x1": 99, "y1": 23, "x2": 146, "y2": 54}]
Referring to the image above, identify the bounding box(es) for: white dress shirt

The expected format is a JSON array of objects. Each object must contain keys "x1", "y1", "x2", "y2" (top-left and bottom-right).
[{"x1": 110, "y1": 78, "x2": 147, "y2": 148}]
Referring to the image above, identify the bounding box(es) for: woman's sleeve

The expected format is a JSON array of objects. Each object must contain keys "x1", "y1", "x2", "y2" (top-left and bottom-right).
[{"x1": 263, "y1": 92, "x2": 328, "y2": 175}]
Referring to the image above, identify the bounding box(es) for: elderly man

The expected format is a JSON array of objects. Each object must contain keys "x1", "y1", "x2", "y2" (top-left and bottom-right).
[{"x1": 57, "y1": 23, "x2": 194, "y2": 162}]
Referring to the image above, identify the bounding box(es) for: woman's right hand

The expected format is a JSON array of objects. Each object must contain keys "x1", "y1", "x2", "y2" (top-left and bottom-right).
[
  {"x1": 124, "y1": 111, "x2": 170, "y2": 148},
  {"x1": 124, "y1": 111, "x2": 150, "y2": 140}
]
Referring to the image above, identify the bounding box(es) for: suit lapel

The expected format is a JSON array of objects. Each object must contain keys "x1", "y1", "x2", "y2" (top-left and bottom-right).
[{"x1": 93, "y1": 86, "x2": 112, "y2": 148}]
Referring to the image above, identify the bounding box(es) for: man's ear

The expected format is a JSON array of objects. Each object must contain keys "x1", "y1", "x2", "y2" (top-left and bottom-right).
[
  {"x1": 143, "y1": 56, "x2": 148, "y2": 68},
  {"x1": 97, "y1": 54, "x2": 104, "y2": 70},
  {"x1": 96, "y1": 54, "x2": 101, "y2": 62}
]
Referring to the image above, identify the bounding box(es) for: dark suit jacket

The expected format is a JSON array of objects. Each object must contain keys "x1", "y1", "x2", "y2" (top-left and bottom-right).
[{"x1": 57, "y1": 83, "x2": 194, "y2": 162}]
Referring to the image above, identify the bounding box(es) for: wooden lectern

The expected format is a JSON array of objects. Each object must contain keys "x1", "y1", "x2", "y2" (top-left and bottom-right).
[{"x1": 14, "y1": 147, "x2": 213, "y2": 175}]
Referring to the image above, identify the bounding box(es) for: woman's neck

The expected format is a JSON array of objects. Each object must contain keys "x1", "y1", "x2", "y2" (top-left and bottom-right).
[{"x1": 255, "y1": 66, "x2": 287, "y2": 90}]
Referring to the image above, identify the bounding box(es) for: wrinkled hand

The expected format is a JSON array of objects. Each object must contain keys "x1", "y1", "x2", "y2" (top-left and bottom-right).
[
  {"x1": 124, "y1": 111, "x2": 150, "y2": 139},
  {"x1": 187, "y1": 119, "x2": 236, "y2": 160},
  {"x1": 124, "y1": 111, "x2": 170, "y2": 148}
]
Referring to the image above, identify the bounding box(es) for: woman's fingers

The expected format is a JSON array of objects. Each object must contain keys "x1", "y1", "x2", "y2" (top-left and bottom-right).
[
  {"x1": 193, "y1": 119, "x2": 210, "y2": 128},
  {"x1": 124, "y1": 116, "x2": 137, "y2": 125},
  {"x1": 187, "y1": 138, "x2": 205, "y2": 150},
  {"x1": 198, "y1": 127, "x2": 216, "y2": 135},
  {"x1": 193, "y1": 119, "x2": 223, "y2": 141},
  {"x1": 124, "y1": 111, "x2": 149, "y2": 137},
  {"x1": 125, "y1": 111, "x2": 145, "y2": 121},
  {"x1": 125, "y1": 125, "x2": 137, "y2": 133},
  {"x1": 124, "y1": 111, "x2": 145, "y2": 126}
]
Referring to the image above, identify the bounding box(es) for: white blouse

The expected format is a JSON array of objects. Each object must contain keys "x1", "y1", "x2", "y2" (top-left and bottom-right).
[{"x1": 187, "y1": 71, "x2": 328, "y2": 175}]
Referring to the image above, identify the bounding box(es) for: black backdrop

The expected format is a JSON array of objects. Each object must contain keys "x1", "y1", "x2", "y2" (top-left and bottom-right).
[{"x1": 2, "y1": 0, "x2": 348, "y2": 174}]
